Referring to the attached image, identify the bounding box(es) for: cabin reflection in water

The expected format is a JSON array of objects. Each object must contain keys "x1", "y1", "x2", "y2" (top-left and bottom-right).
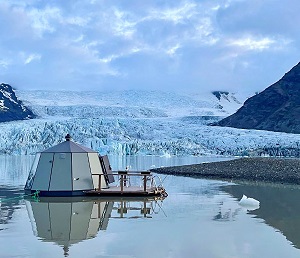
[{"x1": 25, "y1": 197, "x2": 164, "y2": 256}]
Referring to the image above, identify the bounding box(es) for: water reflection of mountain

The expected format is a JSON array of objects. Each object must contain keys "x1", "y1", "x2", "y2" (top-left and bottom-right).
[
  {"x1": 25, "y1": 196, "x2": 164, "y2": 256},
  {"x1": 221, "y1": 183, "x2": 300, "y2": 249},
  {"x1": 0, "y1": 187, "x2": 24, "y2": 230}
]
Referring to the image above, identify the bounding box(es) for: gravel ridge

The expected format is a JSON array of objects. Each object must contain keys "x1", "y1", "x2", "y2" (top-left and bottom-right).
[{"x1": 150, "y1": 157, "x2": 300, "y2": 184}]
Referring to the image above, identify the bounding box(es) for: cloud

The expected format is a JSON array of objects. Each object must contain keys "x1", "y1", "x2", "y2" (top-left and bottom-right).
[
  {"x1": 228, "y1": 36, "x2": 275, "y2": 51},
  {"x1": 148, "y1": 2, "x2": 198, "y2": 24},
  {"x1": 166, "y1": 43, "x2": 181, "y2": 56},
  {"x1": 27, "y1": 6, "x2": 62, "y2": 37},
  {"x1": 191, "y1": 17, "x2": 219, "y2": 45},
  {"x1": 24, "y1": 53, "x2": 41, "y2": 64},
  {"x1": 109, "y1": 8, "x2": 137, "y2": 39},
  {"x1": 65, "y1": 16, "x2": 90, "y2": 27},
  {"x1": 0, "y1": 59, "x2": 10, "y2": 69},
  {"x1": 0, "y1": 0, "x2": 299, "y2": 93},
  {"x1": 227, "y1": 35, "x2": 293, "y2": 53}
]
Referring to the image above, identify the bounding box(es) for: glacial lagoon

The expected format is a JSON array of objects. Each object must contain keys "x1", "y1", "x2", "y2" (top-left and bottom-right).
[{"x1": 1, "y1": 155, "x2": 300, "y2": 258}]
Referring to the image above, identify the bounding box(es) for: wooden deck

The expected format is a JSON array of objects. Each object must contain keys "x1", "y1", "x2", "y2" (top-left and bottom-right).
[
  {"x1": 87, "y1": 171, "x2": 168, "y2": 197},
  {"x1": 84, "y1": 186, "x2": 166, "y2": 197}
]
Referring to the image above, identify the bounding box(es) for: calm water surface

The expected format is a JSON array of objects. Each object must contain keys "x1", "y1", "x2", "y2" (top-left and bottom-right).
[{"x1": 1, "y1": 155, "x2": 300, "y2": 258}]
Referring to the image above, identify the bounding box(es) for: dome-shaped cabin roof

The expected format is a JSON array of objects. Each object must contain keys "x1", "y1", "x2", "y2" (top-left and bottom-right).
[
  {"x1": 42, "y1": 134, "x2": 97, "y2": 153},
  {"x1": 42, "y1": 140, "x2": 97, "y2": 153}
]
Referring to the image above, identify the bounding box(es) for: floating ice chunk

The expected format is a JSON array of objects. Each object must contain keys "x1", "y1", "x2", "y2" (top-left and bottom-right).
[{"x1": 238, "y1": 194, "x2": 260, "y2": 210}]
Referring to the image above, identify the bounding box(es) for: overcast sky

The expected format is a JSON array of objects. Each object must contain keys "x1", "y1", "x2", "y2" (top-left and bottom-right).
[{"x1": 0, "y1": 0, "x2": 299, "y2": 93}]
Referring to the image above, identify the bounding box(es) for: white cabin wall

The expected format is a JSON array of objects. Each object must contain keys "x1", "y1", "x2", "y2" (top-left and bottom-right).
[
  {"x1": 72, "y1": 153, "x2": 93, "y2": 190},
  {"x1": 31, "y1": 153, "x2": 54, "y2": 191},
  {"x1": 49, "y1": 153, "x2": 72, "y2": 191},
  {"x1": 88, "y1": 153, "x2": 108, "y2": 189},
  {"x1": 25, "y1": 152, "x2": 41, "y2": 190}
]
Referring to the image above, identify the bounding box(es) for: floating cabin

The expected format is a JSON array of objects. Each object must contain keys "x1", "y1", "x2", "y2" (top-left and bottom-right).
[{"x1": 24, "y1": 134, "x2": 167, "y2": 197}]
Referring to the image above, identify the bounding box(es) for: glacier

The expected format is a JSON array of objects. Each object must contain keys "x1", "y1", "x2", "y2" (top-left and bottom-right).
[{"x1": 0, "y1": 89, "x2": 299, "y2": 157}]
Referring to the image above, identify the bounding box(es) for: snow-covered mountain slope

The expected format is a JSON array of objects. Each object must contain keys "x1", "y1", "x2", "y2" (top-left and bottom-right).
[
  {"x1": 3, "y1": 88, "x2": 297, "y2": 157},
  {"x1": 214, "y1": 62, "x2": 300, "y2": 134},
  {"x1": 17, "y1": 89, "x2": 248, "y2": 118},
  {"x1": 0, "y1": 83, "x2": 35, "y2": 122}
]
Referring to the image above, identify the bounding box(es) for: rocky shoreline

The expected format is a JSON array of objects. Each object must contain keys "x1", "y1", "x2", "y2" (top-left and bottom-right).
[{"x1": 150, "y1": 157, "x2": 300, "y2": 184}]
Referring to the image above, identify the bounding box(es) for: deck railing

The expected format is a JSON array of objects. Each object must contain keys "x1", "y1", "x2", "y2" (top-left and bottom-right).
[{"x1": 92, "y1": 171, "x2": 153, "y2": 193}]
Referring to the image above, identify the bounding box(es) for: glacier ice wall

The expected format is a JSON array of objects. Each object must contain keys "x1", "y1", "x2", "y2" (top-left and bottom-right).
[
  {"x1": 5, "y1": 89, "x2": 298, "y2": 157},
  {"x1": 1, "y1": 117, "x2": 300, "y2": 157}
]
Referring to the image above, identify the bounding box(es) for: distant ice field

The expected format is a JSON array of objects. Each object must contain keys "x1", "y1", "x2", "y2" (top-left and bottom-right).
[{"x1": 2, "y1": 89, "x2": 297, "y2": 157}]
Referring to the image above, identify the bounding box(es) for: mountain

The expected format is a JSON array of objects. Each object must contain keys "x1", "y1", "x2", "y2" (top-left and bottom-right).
[
  {"x1": 213, "y1": 62, "x2": 300, "y2": 133},
  {"x1": 0, "y1": 83, "x2": 36, "y2": 122}
]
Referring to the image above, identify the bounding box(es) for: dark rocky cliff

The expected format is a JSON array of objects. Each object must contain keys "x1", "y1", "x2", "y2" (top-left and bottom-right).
[
  {"x1": 0, "y1": 83, "x2": 36, "y2": 122},
  {"x1": 213, "y1": 62, "x2": 300, "y2": 133}
]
